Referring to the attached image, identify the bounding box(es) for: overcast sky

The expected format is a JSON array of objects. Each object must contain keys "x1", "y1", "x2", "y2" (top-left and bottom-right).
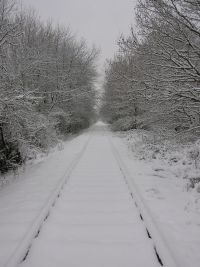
[{"x1": 21, "y1": 0, "x2": 137, "y2": 79}]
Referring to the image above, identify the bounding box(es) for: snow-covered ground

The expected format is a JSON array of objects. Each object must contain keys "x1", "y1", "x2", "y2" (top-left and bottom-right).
[
  {"x1": 112, "y1": 130, "x2": 200, "y2": 267},
  {"x1": 0, "y1": 122, "x2": 199, "y2": 267},
  {"x1": 18, "y1": 123, "x2": 159, "y2": 267},
  {"x1": 0, "y1": 131, "x2": 90, "y2": 266}
]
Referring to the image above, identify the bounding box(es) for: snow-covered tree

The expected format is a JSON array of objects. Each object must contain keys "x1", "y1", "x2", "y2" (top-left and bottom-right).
[
  {"x1": 101, "y1": 0, "x2": 200, "y2": 136},
  {"x1": 0, "y1": 0, "x2": 98, "y2": 173}
]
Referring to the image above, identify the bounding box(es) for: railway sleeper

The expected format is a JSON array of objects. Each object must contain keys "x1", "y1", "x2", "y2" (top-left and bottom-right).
[
  {"x1": 21, "y1": 246, "x2": 31, "y2": 262},
  {"x1": 154, "y1": 246, "x2": 164, "y2": 266},
  {"x1": 146, "y1": 228, "x2": 152, "y2": 239}
]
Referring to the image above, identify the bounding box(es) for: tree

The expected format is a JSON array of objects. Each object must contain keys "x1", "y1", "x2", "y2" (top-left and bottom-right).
[
  {"x1": 101, "y1": 0, "x2": 200, "y2": 136},
  {"x1": 0, "y1": 0, "x2": 98, "y2": 173}
]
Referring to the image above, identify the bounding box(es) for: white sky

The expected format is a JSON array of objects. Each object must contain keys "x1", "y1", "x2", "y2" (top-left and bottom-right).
[{"x1": 21, "y1": 0, "x2": 137, "y2": 81}]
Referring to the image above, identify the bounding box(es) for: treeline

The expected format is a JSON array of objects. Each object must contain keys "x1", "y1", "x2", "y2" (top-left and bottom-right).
[
  {"x1": 0, "y1": 0, "x2": 98, "y2": 173},
  {"x1": 101, "y1": 0, "x2": 200, "y2": 136}
]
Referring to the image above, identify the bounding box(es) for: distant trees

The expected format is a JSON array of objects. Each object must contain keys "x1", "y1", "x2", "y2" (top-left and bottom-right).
[
  {"x1": 101, "y1": 0, "x2": 200, "y2": 135},
  {"x1": 0, "y1": 0, "x2": 98, "y2": 173}
]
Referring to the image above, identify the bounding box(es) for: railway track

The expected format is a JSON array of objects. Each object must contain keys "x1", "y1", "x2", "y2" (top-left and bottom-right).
[
  {"x1": 4, "y1": 125, "x2": 180, "y2": 267},
  {"x1": 108, "y1": 135, "x2": 179, "y2": 267},
  {"x1": 4, "y1": 134, "x2": 92, "y2": 267}
]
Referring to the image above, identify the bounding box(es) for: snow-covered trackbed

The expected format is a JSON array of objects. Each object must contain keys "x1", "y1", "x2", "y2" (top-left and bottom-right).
[
  {"x1": 3, "y1": 124, "x2": 179, "y2": 267},
  {"x1": 109, "y1": 136, "x2": 179, "y2": 267},
  {"x1": 4, "y1": 134, "x2": 92, "y2": 267}
]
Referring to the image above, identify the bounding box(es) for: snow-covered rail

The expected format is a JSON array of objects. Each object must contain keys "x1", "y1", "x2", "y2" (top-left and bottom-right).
[
  {"x1": 4, "y1": 135, "x2": 92, "y2": 267},
  {"x1": 108, "y1": 136, "x2": 179, "y2": 267}
]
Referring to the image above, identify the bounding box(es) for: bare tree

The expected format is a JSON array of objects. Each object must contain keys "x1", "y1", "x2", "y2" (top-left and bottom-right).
[
  {"x1": 101, "y1": 0, "x2": 200, "y2": 136},
  {"x1": 0, "y1": 1, "x2": 98, "y2": 173}
]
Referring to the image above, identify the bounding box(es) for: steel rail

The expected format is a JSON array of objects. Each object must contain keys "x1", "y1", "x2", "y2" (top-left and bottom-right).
[
  {"x1": 108, "y1": 135, "x2": 179, "y2": 267},
  {"x1": 4, "y1": 134, "x2": 92, "y2": 267}
]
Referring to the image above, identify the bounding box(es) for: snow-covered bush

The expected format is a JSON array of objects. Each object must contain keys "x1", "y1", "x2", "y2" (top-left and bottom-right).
[
  {"x1": 0, "y1": 140, "x2": 22, "y2": 173},
  {"x1": 111, "y1": 117, "x2": 136, "y2": 131},
  {"x1": 124, "y1": 129, "x2": 200, "y2": 192}
]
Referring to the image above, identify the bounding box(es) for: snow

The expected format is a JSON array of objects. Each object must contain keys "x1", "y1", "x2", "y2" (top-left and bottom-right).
[
  {"x1": 0, "y1": 122, "x2": 199, "y2": 267},
  {"x1": 18, "y1": 124, "x2": 159, "y2": 267},
  {"x1": 112, "y1": 130, "x2": 200, "y2": 267},
  {"x1": 0, "y1": 131, "x2": 90, "y2": 266}
]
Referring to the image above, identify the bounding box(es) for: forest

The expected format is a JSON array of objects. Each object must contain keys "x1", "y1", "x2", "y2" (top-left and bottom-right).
[
  {"x1": 101, "y1": 0, "x2": 200, "y2": 136},
  {"x1": 1, "y1": 0, "x2": 200, "y2": 177},
  {"x1": 0, "y1": 0, "x2": 98, "y2": 173}
]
